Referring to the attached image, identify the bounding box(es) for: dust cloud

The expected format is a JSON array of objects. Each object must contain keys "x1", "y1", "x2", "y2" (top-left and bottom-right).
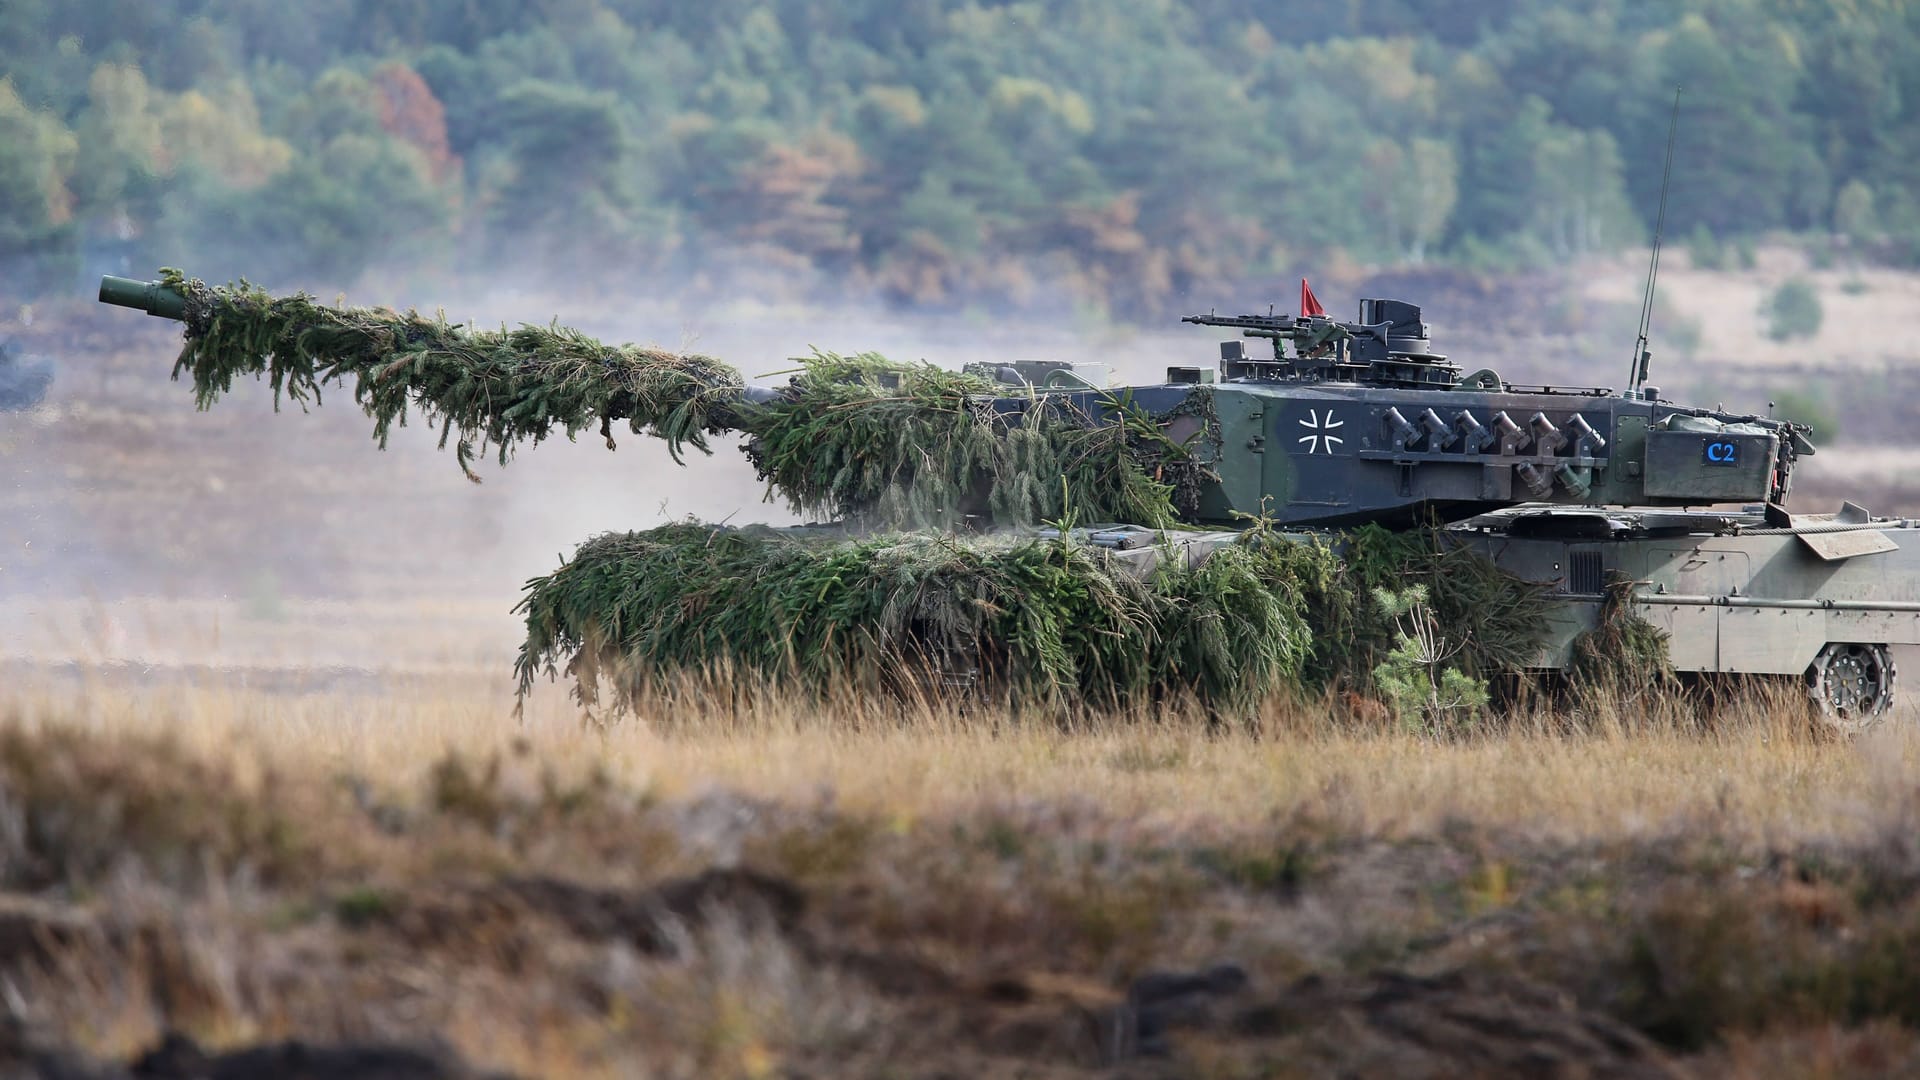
[{"x1": 0, "y1": 337, "x2": 53, "y2": 411}]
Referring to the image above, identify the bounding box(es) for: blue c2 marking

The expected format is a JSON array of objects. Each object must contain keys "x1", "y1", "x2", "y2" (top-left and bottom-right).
[{"x1": 1704, "y1": 440, "x2": 1739, "y2": 465}]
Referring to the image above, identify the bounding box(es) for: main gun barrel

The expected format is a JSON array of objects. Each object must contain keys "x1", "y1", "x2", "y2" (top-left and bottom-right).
[{"x1": 98, "y1": 275, "x2": 187, "y2": 321}]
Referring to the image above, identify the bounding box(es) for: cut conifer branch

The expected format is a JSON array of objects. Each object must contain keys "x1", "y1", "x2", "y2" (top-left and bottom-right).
[{"x1": 150, "y1": 273, "x2": 1208, "y2": 525}]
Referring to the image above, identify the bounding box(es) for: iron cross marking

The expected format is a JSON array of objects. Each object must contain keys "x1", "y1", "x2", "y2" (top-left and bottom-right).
[{"x1": 1297, "y1": 408, "x2": 1344, "y2": 454}]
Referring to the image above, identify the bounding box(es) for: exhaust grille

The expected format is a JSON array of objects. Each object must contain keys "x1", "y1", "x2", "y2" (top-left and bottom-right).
[{"x1": 1568, "y1": 550, "x2": 1605, "y2": 595}]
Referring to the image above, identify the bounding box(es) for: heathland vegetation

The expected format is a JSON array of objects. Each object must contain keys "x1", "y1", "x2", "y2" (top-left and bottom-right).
[
  {"x1": 4, "y1": 0, "x2": 1920, "y2": 308},
  {"x1": 3, "y1": 673, "x2": 1917, "y2": 1076}
]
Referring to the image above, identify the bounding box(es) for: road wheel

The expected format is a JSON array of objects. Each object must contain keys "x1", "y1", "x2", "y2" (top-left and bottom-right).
[{"x1": 1805, "y1": 643, "x2": 1896, "y2": 731}]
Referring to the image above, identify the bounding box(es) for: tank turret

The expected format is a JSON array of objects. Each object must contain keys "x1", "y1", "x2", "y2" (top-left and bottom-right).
[{"x1": 979, "y1": 296, "x2": 1815, "y2": 528}]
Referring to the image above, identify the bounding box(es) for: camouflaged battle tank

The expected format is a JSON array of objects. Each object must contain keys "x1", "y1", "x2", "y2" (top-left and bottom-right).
[{"x1": 99, "y1": 272, "x2": 1920, "y2": 725}]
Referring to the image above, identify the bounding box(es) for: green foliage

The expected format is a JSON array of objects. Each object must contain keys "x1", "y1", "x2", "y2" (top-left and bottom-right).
[
  {"x1": 1762, "y1": 277, "x2": 1824, "y2": 342},
  {"x1": 1769, "y1": 387, "x2": 1835, "y2": 440},
  {"x1": 514, "y1": 522, "x2": 1551, "y2": 715},
  {"x1": 1686, "y1": 225, "x2": 1725, "y2": 272},
  {"x1": 1657, "y1": 312, "x2": 1702, "y2": 361},
  {"x1": 158, "y1": 270, "x2": 745, "y2": 476},
  {"x1": 512, "y1": 525, "x2": 1289, "y2": 713},
  {"x1": 514, "y1": 521, "x2": 1552, "y2": 715},
  {"x1": 1636, "y1": 12, "x2": 1827, "y2": 239},
  {"x1": 1321, "y1": 525, "x2": 1555, "y2": 688},
  {"x1": 743, "y1": 354, "x2": 1201, "y2": 529},
  {"x1": 333, "y1": 886, "x2": 398, "y2": 928},
  {"x1": 1644, "y1": 288, "x2": 1703, "y2": 360},
  {"x1": 1566, "y1": 574, "x2": 1677, "y2": 701},
  {"x1": 155, "y1": 276, "x2": 1207, "y2": 526},
  {"x1": 1368, "y1": 585, "x2": 1492, "y2": 733},
  {"x1": 484, "y1": 79, "x2": 653, "y2": 257},
  {"x1": 8, "y1": 2, "x2": 1920, "y2": 300},
  {"x1": 1833, "y1": 180, "x2": 1876, "y2": 249},
  {"x1": 0, "y1": 77, "x2": 79, "y2": 292},
  {"x1": 191, "y1": 131, "x2": 449, "y2": 284}
]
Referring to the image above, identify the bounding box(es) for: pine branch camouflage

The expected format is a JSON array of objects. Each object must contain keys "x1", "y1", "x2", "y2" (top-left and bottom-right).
[
  {"x1": 152, "y1": 273, "x2": 1558, "y2": 713},
  {"x1": 513, "y1": 523, "x2": 1554, "y2": 713}
]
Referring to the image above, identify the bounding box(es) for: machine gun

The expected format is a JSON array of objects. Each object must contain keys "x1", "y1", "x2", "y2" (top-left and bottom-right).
[
  {"x1": 1183, "y1": 301, "x2": 1456, "y2": 387},
  {"x1": 1181, "y1": 310, "x2": 1350, "y2": 374},
  {"x1": 1181, "y1": 310, "x2": 1303, "y2": 343},
  {"x1": 1181, "y1": 309, "x2": 1347, "y2": 352}
]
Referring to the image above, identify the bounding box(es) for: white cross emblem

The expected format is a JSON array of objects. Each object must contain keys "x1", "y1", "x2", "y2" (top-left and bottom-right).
[{"x1": 1297, "y1": 408, "x2": 1344, "y2": 454}]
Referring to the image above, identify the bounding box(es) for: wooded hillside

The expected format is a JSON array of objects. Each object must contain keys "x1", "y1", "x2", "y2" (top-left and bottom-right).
[{"x1": 3, "y1": 0, "x2": 1916, "y2": 310}]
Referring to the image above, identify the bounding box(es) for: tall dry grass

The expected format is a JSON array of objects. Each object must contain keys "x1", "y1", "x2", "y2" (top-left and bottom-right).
[
  {"x1": 4, "y1": 659, "x2": 1920, "y2": 1075},
  {"x1": 8, "y1": 660, "x2": 1912, "y2": 845}
]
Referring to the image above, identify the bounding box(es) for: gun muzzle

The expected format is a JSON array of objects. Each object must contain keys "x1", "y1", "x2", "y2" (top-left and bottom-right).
[{"x1": 98, "y1": 276, "x2": 187, "y2": 321}]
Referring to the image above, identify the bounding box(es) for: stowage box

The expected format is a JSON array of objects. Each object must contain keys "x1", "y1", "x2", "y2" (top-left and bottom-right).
[{"x1": 1641, "y1": 429, "x2": 1777, "y2": 502}]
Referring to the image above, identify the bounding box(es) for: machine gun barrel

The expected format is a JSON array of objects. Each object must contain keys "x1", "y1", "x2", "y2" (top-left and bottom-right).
[
  {"x1": 99, "y1": 275, "x2": 188, "y2": 321},
  {"x1": 1180, "y1": 312, "x2": 1300, "y2": 339}
]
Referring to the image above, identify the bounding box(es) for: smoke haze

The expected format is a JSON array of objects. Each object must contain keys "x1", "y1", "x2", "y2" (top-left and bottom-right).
[{"x1": 0, "y1": 339, "x2": 52, "y2": 411}]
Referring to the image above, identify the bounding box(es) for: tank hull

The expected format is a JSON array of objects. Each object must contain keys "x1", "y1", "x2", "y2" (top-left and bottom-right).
[
  {"x1": 1448, "y1": 510, "x2": 1920, "y2": 679},
  {"x1": 1051, "y1": 508, "x2": 1920, "y2": 720}
]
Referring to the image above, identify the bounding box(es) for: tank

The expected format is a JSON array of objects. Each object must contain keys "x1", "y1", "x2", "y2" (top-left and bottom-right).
[{"x1": 97, "y1": 272, "x2": 1920, "y2": 726}]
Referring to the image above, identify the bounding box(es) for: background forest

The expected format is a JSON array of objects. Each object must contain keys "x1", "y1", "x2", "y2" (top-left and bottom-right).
[{"x1": 3, "y1": 0, "x2": 1917, "y2": 314}]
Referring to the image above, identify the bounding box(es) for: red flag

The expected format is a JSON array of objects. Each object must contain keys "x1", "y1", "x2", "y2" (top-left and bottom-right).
[{"x1": 1300, "y1": 278, "x2": 1326, "y2": 318}]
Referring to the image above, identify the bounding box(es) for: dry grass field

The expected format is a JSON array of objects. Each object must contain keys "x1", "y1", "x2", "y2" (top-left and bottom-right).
[
  {"x1": 4, "y1": 261, "x2": 1920, "y2": 1077},
  {"x1": 3, "y1": 673, "x2": 1918, "y2": 1077}
]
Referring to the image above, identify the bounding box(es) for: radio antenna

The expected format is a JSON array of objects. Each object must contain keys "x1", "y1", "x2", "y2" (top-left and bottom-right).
[{"x1": 1628, "y1": 87, "x2": 1682, "y2": 397}]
